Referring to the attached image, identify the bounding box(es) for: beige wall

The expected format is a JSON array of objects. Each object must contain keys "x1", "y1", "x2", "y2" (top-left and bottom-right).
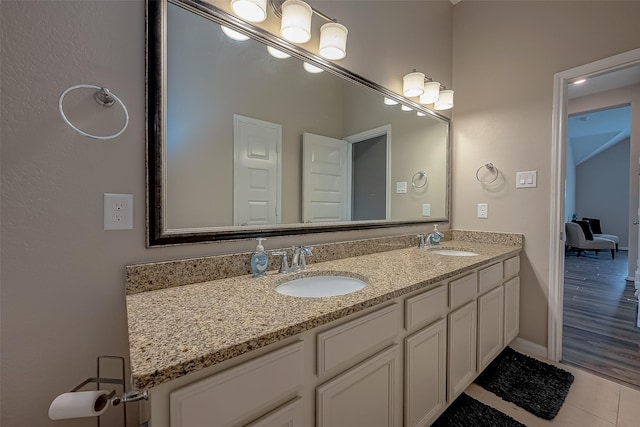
[
  {"x1": 451, "y1": 1, "x2": 640, "y2": 347},
  {"x1": 0, "y1": 1, "x2": 452, "y2": 426}
]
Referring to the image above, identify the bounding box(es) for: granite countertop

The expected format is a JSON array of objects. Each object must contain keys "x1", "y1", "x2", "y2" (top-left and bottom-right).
[{"x1": 127, "y1": 239, "x2": 521, "y2": 390}]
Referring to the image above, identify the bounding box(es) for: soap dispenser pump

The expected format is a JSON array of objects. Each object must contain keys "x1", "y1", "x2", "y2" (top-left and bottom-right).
[{"x1": 251, "y1": 238, "x2": 269, "y2": 277}]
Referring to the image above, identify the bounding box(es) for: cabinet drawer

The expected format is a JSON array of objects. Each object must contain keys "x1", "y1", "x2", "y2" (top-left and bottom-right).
[
  {"x1": 478, "y1": 262, "x2": 503, "y2": 294},
  {"x1": 449, "y1": 273, "x2": 477, "y2": 309},
  {"x1": 504, "y1": 256, "x2": 520, "y2": 279},
  {"x1": 405, "y1": 285, "x2": 447, "y2": 332},
  {"x1": 317, "y1": 304, "x2": 400, "y2": 378},
  {"x1": 170, "y1": 342, "x2": 304, "y2": 427},
  {"x1": 246, "y1": 397, "x2": 304, "y2": 427}
]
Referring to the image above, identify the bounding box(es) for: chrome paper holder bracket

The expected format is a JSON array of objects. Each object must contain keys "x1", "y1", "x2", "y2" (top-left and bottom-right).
[{"x1": 67, "y1": 355, "x2": 149, "y2": 427}]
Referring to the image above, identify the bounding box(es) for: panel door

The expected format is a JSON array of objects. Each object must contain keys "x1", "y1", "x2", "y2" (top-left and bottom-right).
[
  {"x1": 245, "y1": 397, "x2": 304, "y2": 427},
  {"x1": 447, "y1": 300, "x2": 477, "y2": 402},
  {"x1": 302, "y1": 132, "x2": 350, "y2": 223},
  {"x1": 234, "y1": 114, "x2": 282, "y2": 226},
  {"x1": 404, "y1": 319, "x2": 447, "y2": 427},
  {"x1": 477, "y1": 285, "x2": 505, "y2": 371},
  {"x1": 317, "y1": 345, "x2": 401, "y2": 427},
  {"x1": 504, "y1": 276, "x2": 520, "y2": 345}
]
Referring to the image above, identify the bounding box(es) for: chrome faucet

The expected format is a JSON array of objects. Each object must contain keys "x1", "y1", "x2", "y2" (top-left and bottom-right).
[
  {"x1": 273, "y1": 245, "x2": 313, "y2": 273},
  {"x1": 291, "y1": 245, "x2": 313, "y2": 271},
  {"x1": 416, "y1": 234, "x2": 427, "y2": 249}
]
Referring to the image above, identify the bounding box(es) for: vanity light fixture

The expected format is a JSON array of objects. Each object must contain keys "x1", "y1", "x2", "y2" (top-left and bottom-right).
[
  {"x1": 402, "y1": 71, "x2": 455, "y2": 110},
  {"x1": 319, "y1": 23, "x2": 348, "y2": 60},
  {"x1": 303, "y1": 62, "x2": 323, "y2": 73},
  {"x1": 229, "y1": 0, "x2": 349, "y2": 60},
  {"x1": 401, "y1": 105, "x2": 412, "y2": 111},
  {"x1": 417, "y1": 111, "x2": 426, "y2": 117},
  {"x1": 384, "y1": 97, "x2": 399, "y2": 105},
  {"x1": 419, "y1": 81, "x2": 441, "y2": 104},
  {"x1": 221, "y1": 26, "x2": 251, "y2": 41},
  {"x1": 403, "y1": 71, "x2": 425, "y2": 97},
  {"x1": 434, "y1": 90, "x2": 454, "y2": 110},
  {"x1": 281, "y1": 0, "x2": 313, "y2": 43},
  {"x1": 231, "y1": 0, "x2": 268, "y2": 22},
  {"x1": 267, "y1": 45, "x2": 291, "y2": 59}
]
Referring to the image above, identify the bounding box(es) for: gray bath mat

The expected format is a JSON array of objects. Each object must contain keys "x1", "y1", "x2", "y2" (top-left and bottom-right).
[
  {"x1": 431, "y1": 393, "x2": 526, "y2": 427},
  {"x1": 475, "y1": 346, "x2": 574, "y2": 420}
]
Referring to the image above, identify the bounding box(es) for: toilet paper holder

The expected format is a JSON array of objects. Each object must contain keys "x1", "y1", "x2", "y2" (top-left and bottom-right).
[{"x1": 64, "y1": 355, "x2": 149, "y2": 427}]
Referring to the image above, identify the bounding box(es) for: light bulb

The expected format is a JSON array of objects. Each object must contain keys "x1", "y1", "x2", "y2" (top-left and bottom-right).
[
  {"x1": 230, "y1": 0, "x2": 267, "y2": 23},
  {"x1": 221, "y1": 26, "x2": 250, "y2": 41}
]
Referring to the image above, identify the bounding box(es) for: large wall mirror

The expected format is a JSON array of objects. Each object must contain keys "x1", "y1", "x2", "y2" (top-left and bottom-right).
[{"x1": 147, "y1": 0, "x2": 451, "y2": 245}]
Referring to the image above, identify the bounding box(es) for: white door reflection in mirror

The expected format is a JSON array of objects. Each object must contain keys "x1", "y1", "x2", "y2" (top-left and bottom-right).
[
  {"x1": 303, "y1": 133, "x2": 350, "y2": 223},
  {"x1": 233, "y1": 115, "x2": 282, "y2": 226}
]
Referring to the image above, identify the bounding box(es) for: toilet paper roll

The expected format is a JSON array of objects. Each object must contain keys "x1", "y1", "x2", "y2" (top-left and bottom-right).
[{"x1": 48, "y1": 390, "x2": 111, "y2": 420}]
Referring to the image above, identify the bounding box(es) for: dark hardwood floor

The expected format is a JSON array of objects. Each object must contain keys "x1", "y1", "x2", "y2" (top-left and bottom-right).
[{"x1": 562, "y1": 249, "x2": 640, "y2": 389}]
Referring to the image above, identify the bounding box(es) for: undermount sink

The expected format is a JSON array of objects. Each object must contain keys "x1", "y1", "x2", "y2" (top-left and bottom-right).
[
  {"x1": 430, "y1": 249, "x2": 479, "y2": 257},
  {"x1": 275, "y1": 275, "x2": 367, "y2": 298}
]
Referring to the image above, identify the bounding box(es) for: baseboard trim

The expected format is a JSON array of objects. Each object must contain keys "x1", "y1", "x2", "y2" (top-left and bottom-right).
[{"x1": 510, "y1": 337, "x2": 548, "y2": 359}]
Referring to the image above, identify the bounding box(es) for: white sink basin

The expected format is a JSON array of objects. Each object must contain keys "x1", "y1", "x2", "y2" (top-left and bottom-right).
[
  {"x1": 430, "y1": 249, "x2": 479, "y2": 257},
  {"x1": 275, "y1": 275, "x2": 366, "y2": 298}
]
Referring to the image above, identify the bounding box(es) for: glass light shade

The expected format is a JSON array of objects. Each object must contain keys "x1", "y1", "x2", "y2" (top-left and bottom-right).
[
  {"x1": 281, "y1": 0, "x2": 313, "y2": 43},
  {"x1": 383, "y1": 97, "x2": 398, "y2": 105},
  {"x1": 303, "y1": 62, "x2": 323, "y2": 73},
  {"x1": 319, "y1": 23, "x2": 348, "y2": 60},
  {"x1": 221, "y1": 26, "x2": 250, "y2": 41},
  {"x1": 434, "y1": 90, "x2": 454, "y2": 110},
  {"x1": 230, "y1": 0, "x2": 267, "y2": 22},
  {"x1": 417, "y1": 111, "x2": 426, "y2": 117},
  {"x1": 401, "y1": 105, "x2": 412, "y2": 111},
  {"x1": 267, "y1": 46, "x2": 291, "y2": 59},
  {"x1": 403, "y1": 72, "x2": 425, "y2": 97},
  {"x1": 419, "y1": 81, "x2": 440, "y2": 104}
]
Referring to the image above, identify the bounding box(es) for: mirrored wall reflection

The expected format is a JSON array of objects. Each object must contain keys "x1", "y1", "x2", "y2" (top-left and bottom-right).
[{"x1": 154, "y1": 0, "x2": 450, "y2": 242}]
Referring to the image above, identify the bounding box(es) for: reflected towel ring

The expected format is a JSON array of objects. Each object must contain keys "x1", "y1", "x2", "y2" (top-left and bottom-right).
[
  {"x1": 412, "y1": 171, "x2": 428, "y2": 189},
  {"x1": 476, "y1": 163, "x2": 499, "y2": 184},
  {"x1": 59, "y1": 84, "x2": 129, "y2": 140}
]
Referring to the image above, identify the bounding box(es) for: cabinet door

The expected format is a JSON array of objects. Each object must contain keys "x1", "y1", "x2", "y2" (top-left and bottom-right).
[
  {"x1": 447, "y1": 300, "x2": 477, "y2": 402},
  {"x1": 404, "y1": 319, "x2": 446, "y2": 427},
  {"x1": 246, "y1": 397, "x2": 304, "y2": 427},
  {"x1": 504, "y1": 277, "x2": 520, "y2": 345},
  {"x1": 477, "y1": 286, "x2": 504, "y2": 371},
  {"x1": 170, "y1": 342, "x2": 304, "y2": 427},
  {"x1": 317, "y1": 345, "x2": 401, "y2": 427}
]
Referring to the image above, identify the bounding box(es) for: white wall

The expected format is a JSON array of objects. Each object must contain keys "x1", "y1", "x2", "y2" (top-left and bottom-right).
[
  {"x1": 0, "y1": 1, "x2": 453, "y2": 426},
  {"x1": 451, "y1": 1, "x2": 640, "y2": 347},
  {"x1": 565, "y1": 142, "x2": 577, "y2": 222}
]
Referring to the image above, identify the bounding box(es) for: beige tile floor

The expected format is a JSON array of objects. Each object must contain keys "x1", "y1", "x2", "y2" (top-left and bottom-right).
[{"x1": 465, "y1": 361, "x2": 640, "y2": 427}]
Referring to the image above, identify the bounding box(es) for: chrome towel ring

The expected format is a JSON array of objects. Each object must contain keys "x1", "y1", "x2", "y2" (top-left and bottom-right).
[
  {"x1": 476, "y1": 163, "x2": 499, "y2": 184},
  {"x1": 412, "y1": 171, "x2": 428, "y2": 189},
  {"x1": 59, "y1": 84, "x2": 129, "y2": 140}
]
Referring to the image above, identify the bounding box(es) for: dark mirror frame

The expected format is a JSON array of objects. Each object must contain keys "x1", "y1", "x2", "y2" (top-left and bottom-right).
[{"x1": 146, "y1": 0, "x2": 451, "y2": 246}]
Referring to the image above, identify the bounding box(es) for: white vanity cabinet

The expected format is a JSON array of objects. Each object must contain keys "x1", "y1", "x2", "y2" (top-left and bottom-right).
[
  {"x1": 403, "y1": 285, "x2": 448, "y2": 427},
  {"x1": 477, "y1": 263, "x2": 505, "y2": 371},
  {"x1": 149, "y1": 254, "x2": 522, "y2": 427},
  {"x1": 169, "y1": 342, "x2": 305, "y2": 427}
]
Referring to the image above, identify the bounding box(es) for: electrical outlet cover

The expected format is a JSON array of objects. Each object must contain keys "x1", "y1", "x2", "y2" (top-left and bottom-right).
[
  {"x1": 477, "y1": 203, "x2": 488, "y2": 219},
  {"x1": 104, "y1": 193, "x2": 133, "y2": 230}
]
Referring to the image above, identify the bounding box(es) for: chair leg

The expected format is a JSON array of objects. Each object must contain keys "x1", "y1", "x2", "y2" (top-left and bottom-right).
[
  {"x1": 611, "y1": 249, "x2": 615, "y2": 259},
  {"x1": 616, "y1": 243, "x2": 619, "y2": 252},
  {"x1": 595, "y1": 250, "x2": 600, "y2": 255},
  {"x1": 577, "y1": 249, "x2": 582, "y2": 257}
]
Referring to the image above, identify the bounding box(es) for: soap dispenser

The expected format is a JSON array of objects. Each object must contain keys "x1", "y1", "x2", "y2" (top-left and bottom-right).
[
  {"x1": 250, "y1": 238, "x2": 269, "y2": 277},
  {"x1": 428, "y1": 224, "x2": 443, "y2": 246}
]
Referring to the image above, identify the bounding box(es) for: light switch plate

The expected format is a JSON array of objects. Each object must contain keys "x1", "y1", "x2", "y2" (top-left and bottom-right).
[
  {"x1": 396, "y1": 182, "x2": 407, "y2": 194},
  {"x1": 104, "y1": 193, "x2": 133, "y2": 230},
  {"x1": 516, "y1": 171, "x2": 537, "y2": 188},
  {"x1": 422, "y1": 204, "x2": 431, "y2": 217}
]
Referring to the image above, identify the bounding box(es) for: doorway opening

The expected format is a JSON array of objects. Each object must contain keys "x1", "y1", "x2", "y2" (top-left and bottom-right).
[{"x1": 549, "y1": 48, "x2": 640, "y2": 386}]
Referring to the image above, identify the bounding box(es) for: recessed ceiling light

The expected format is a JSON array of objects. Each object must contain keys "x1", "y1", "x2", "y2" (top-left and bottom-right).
[{"x1": 573, "y1": 79, "x2": 587, "y2": 85}]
